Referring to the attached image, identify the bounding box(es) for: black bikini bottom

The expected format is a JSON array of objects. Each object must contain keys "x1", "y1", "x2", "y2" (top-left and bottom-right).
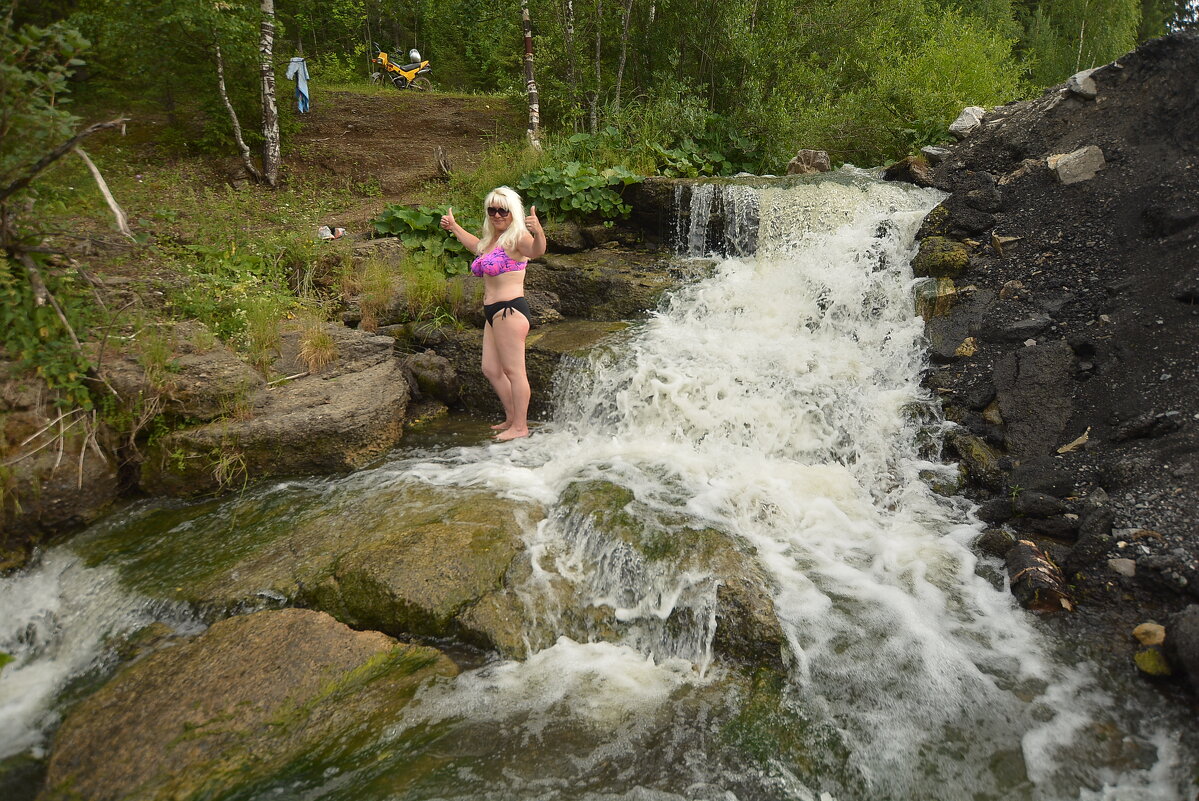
[{"x1": 483, "y1": 296, "x2": 531, "y2": 326}]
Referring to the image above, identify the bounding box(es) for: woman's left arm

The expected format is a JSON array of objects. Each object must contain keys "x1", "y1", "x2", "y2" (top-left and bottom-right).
[{"x1": 520, "y1": 205, "x2": 547, "y2": 259}]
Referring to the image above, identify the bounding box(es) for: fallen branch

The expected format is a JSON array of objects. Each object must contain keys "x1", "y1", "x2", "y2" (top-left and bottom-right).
[
  {"x1": 267, "y1": 371, "x2": 309, "y2": 386},
  {"x1": 74, "y1": 147, "x2": 134, "y2": 240},
  {"x1": 0, "y1": 118, "x2": 129, "y2": 205},
  {"x1": 17, "y1": 252, "x2": 82, "y2": 350}
]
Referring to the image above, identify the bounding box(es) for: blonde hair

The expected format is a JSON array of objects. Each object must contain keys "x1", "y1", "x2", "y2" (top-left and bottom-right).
[{"x1": 477, "y1": 186, "x2": 528, "y2": 256}]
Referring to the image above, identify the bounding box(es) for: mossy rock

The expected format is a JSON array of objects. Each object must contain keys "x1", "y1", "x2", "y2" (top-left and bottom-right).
[
  {"x1": 912, "y1": 236, "x2": 971, "y2": 278},
  {"x1": 558, "y1": 480, "x2": 786, "y2": 668},
  {"x1": 1134, "y1": 647, "x2": 1173, "y2": 677},
  {"x1": 40, "y1": 609, "x2": 457, "y2": 801},
  {"x1": 914, "y1": 277, "x2": 958, "y2": 320},
  {"x1": 945, "y1": 429, "x2": 1006, "y2": 491}
]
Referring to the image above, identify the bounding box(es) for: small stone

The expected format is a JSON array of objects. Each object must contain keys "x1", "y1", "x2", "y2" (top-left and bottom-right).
[
  {"x1": 1109, "y1": 558, "x2": 1137, "y2": 577},
  {"x1": 1047, "y1": 146, "x2": 1106, "y2": 185},
  {"x1": 921, "y1": 146, "x2": 951, "y2": 164},
  {"x1": 949, "y1": 106, "x2": 986, "y2": 139},
  {"x1": 1133, "y1": 622, "x2": 1166, "y2": 646},
  {"x1": 954, "y1": 337, "x2": 978, "y2": 357},
  {"x1": 1066, "y1": 68, "x2": 1099, "y2": 99},
  {"x1": 786, "y1": 149, "x2": 832, "y2": 175},
  {"x1": 1133, "y1": 647, "x2": 1173, "y2": 677}
]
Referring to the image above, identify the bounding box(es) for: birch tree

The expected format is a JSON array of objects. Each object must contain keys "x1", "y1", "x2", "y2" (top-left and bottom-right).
[
  {"x1": 259, "y1": 0, "x2": 281, "y2": 186},
  {"x1": 522, "y1": 0, "x2": 542, "y2": 149}
]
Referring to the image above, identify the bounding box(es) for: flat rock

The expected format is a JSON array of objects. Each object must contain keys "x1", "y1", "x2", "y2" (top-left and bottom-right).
[{"x1": 1048, "y1": 145, "x2": 1106, "y2": 185}]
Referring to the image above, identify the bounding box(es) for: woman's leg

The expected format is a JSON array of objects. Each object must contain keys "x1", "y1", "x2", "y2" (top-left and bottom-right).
[
  {"x1": 481, "y1": 320, "x2": 515, "y2": 428},
  {"x1": 491, "y1": 310, "x2": 531, "y2": 440}
]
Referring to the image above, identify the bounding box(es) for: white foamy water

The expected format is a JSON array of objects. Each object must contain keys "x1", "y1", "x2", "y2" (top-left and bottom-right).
[
  {"x1": 0, "y1": 549, "x2": 199, "y2": 759},
  {"x1": 388, "y1": 171, "x2": 1193, "y2": 799}
]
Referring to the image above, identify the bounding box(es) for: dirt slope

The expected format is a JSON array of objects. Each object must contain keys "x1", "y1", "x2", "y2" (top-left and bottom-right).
[{"x1": 287, "y1": 89, "x2": 522, "y2": 227}]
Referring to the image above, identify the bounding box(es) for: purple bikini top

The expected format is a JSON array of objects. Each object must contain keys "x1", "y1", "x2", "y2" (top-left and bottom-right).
[{"x1": 470, "y1": 246, "x2": 527, "y2": 277}]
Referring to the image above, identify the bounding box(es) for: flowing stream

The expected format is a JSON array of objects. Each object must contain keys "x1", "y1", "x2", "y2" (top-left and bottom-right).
[{"x1": 2, "y1": 169, "x2": 1195, "y2": 800}]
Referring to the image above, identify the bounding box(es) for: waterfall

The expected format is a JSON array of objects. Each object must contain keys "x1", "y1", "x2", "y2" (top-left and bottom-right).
[
  {"x1": 2, "y1": 169, "x2": 1192, "y2": 800},
  {"x1": 395, "y1": 169, "x2": 1192, "y2": 799}
]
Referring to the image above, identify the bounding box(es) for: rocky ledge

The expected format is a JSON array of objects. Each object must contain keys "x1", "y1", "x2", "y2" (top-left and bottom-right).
[{"x1": 893, "y1": 32, "x2": 1199, "y2": 695}]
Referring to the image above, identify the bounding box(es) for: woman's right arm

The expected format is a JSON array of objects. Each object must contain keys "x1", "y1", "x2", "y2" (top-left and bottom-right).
[{"x1": 440, "y1": 207, "x2": 480, "y2": 254}]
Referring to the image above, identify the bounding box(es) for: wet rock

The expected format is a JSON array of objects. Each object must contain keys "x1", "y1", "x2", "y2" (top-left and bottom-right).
[
  {"x1": 557, "y1": 480, "x2": 787, "y2": 670},
  {"x1": 912, "y1": 236, "x2": 970, "y2": 278},
  {"x1": 41, "y1": 609, "x2": 455, "y2": 801},
  {"x1": 914, "y1": 278, "x2": 958, "y2": 319},
  {"x1": 993, "y1": 340, "x2": 1075, "y2": 461},
  {"x1": 1023, "y1": 515, "x2": 1080, "y2": 541},
  {"x1": 544, "y1": 218, "x2": 588, "y2": 251},
  {"x1": 1133, "y1": 647, "x2": 1173, "y2": 677},
  {"x1": 975, "y1": 527, "x2": 1016, "y2": 558},
  {"x1": 1047, "y1": 146, "x2": 1106, "y2": 185},
  {"x1": 529, "y1": 249, "x2": 677, "y2": 320},
  {"x1": 1008, "y1": 458, "x2": 1076, "y2": 498},
  {"x1": 1166, "y1": 605, "x2": 1199, "y2": 692},
  {"x1": 401, "y1": 350, "x2": 458, "y2": 404},
  {"x1": 882, "y1": 156, "x2": 934, "y2": 187},
  {"x1": 1132, "y1": 622, "x2": 1166, "y2": 646},
  {"x1": 1013, "y1": 492, "x2": 1069, "y2": 518},
  {"x1": 945, "y1": 428, "x2": 1006, "y2": 491},
  {"x1": 949, "y1": 106, "x2": 986, "y2": 139},
  {"x1": 977, "y1": 497, "x2": 1014, "y2": 524},
  {"x1": 786, "y1": 149, "x2": 832, "y2": 175}
]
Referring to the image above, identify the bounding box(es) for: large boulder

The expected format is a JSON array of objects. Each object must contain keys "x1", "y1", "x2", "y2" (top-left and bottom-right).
[
  {"x1": 140, "y1": 327, "x2": 408, "y2": 495},
  {"x1": 993, "y1": 340, "x2": 1075, "y2": 461},
  {"x1": 74, "y1": 482, "x2": 547, "y2": 654},
  {"x1": 40, "y1": 609, "x2": 455, "y2": 801},
  {"x1": 550, "y1": 480, "x2": 788, "y2": 669},
  {"x1": 527, "y1": 248, "x2": 678, "y2": 320}
]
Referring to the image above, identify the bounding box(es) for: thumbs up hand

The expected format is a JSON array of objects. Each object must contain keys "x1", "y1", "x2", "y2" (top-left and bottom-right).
[
  {"x1": 525, "y1": 205, "x2": 542, "y2": 237},
  {"x1": 440, "y1": 207, "x2": 456, "y2": 231}
]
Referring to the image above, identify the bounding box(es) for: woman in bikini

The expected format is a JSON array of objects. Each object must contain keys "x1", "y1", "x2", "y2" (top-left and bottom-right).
[{"x1": 440, "y1": 186, "x2": 546, "y2": 440}]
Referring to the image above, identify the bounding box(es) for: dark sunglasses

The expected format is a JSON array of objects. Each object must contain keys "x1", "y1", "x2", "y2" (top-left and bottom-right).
[{"x1": 486, "y1": 206, "x2": 511, "y2": 218}]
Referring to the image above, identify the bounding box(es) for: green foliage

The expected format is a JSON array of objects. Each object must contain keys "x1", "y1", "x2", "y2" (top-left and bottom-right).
[
  {"x1": 167, "y1": 242, "x2": 294, "y2": 354},
  {"x1": 515, "y1": 162, "x2": 641, "y2": 220},
  {"x1": 371, "y1": 205, "x2": 477, "y2": 274},
  {"x1": 0, "y1": 14, "x2": 88, "y2": 198},
  {"x1": 0, "y1": 255, "x2": 95, "y2": 410}
]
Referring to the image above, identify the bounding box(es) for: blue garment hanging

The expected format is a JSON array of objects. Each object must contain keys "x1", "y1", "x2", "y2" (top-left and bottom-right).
[{"x1": 286, "y1": 57, "x2": 310, "y2": 113}]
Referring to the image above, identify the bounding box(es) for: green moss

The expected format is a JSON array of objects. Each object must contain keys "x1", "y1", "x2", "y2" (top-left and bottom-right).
[
  {"x1": 1133, "y1": 648, "x2": 1172, "y2": 677},
  {"x1": 912, "y1": 236, "x2": 971, "y2": 278}
]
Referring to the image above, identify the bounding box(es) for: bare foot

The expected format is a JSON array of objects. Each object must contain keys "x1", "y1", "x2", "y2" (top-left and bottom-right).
[
  {"x1": 490, "y1": 421, "x2": 513, "y2": 431},
  {"x1": 494, "y1": 426, "x2": 530, "y2": 441}
]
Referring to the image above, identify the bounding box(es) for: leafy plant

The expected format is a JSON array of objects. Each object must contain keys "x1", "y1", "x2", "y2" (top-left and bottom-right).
[
  {"x1": 515, "y1": 162, "x2": 642, "y2": 220},
  {"x1": 371, "y1": 205, "x2": 476, "y2": 274}
]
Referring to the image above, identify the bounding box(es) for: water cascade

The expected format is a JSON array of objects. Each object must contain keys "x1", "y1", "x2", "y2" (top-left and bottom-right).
[{"x1": 1, "y1": 170, "x2": 1194, "y2": 800}]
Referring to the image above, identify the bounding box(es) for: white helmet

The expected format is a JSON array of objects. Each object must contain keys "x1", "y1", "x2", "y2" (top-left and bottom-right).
[{"x1": 409, "y1": 49, "x2": 421, "y2": 63}]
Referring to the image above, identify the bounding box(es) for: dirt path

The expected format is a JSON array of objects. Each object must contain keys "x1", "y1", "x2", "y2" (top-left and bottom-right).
[{"x1": 288, "y1": 89, "x2": 522, "y2": 230}]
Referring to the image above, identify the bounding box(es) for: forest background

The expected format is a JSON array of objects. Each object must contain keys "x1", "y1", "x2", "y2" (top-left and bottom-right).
[{"x1": 1, "y1": 0, "x2": 1197, "y2": 515}]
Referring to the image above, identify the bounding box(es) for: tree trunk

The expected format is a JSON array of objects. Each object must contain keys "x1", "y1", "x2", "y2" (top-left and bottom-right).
[
  {"x1": 1006, "y1": 539, "x2": 1075, "y2": 613},
  {"x1": 259, "y1": 0, "x2": 281, "y2": 187},
  {"x1": 592, "y1": 0, "x2": 602, "y2": 132},
  {"x1": 521, "y1": 0, "x2": 542, "y2": 150},
  {"x1": 565, "y1": 0, "x2": 578, "y2": 127},
  {"x1": 215, "y1": 44, "x2": 264, "y2": 183},
  {"x1": 613, "y1": 0, "x2": 634, "y2": 112}
]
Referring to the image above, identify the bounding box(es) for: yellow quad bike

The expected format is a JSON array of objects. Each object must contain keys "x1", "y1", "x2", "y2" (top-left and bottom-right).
[{"x1": 372, "y1": 45, "x2": 432, "y2": 90}]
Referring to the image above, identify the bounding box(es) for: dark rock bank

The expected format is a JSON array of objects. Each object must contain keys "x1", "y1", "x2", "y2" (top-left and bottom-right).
[{"x1": 899, "y1": 32, "x2": 1199, "y2": 694}]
